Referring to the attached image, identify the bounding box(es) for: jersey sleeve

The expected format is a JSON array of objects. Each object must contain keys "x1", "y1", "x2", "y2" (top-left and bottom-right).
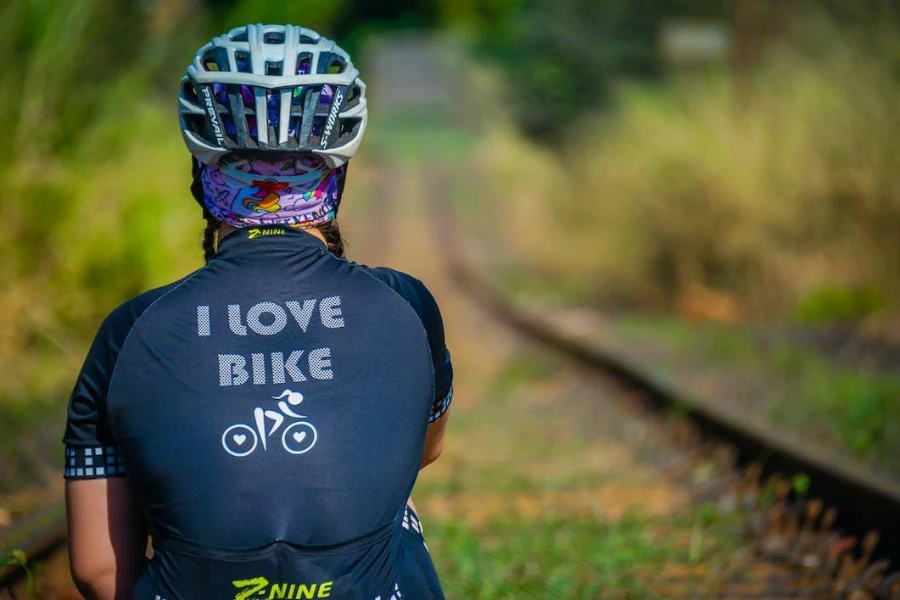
[
  {"x1": 63, "y1": 283, "x2": 180, "y2": 480},
  {"x1": 364, "y1": 268, "x2": 454, "y2": 423},
  {"x1": 412, "y1": 279, "x2": 454, "y2": 424}
]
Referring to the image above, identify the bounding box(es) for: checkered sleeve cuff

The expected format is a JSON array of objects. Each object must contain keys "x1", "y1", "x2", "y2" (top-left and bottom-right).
[
  {"x1": 429, "y1": 385, "x2": 453, "y2": 424},
  {"x1": 64, "y1": 445, "x2": 126, "y2": 479}
]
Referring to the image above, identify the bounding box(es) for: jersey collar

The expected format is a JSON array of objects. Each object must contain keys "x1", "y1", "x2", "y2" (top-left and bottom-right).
[{"x1": 215, "y1": 225, "x2": 328, "y2": 256}]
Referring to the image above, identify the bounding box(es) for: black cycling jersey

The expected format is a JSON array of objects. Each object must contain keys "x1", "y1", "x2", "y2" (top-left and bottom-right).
[{"x1": 63, "y1": 226, "x2": 452, "y2": 600}]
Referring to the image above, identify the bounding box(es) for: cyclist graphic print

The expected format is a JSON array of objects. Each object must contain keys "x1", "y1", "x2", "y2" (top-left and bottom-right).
[{"x1": 222, "y1": 389, "x2": 318, "y2": 457}]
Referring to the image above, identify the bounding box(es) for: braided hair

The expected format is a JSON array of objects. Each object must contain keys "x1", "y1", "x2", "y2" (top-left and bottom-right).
[
  {"x1": 202, "y1": 210, "x2": 219, "y2": 263},
  {"x1": 319, "y1": 220, "x2": 345, "y2": 258},
  {"x1": 192, "y1": 163, "x2": 219, "y2": 263}
]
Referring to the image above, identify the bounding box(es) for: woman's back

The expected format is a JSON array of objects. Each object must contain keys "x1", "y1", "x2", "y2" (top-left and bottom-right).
[{"x1": 66, "y1": 228, "x2": 450, "y2": 599}]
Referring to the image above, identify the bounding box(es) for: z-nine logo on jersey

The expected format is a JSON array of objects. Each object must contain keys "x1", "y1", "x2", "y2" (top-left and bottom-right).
[
  {"x1": 232, "y1": 577, "x2": 334, "y2": 600},
  {"x1": 247, "y1": 227, "x2": 286, "y2": 240}
]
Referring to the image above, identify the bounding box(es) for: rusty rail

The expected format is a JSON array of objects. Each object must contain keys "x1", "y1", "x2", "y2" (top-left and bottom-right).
[{"x1": 0, "y1": 501, "x2": 66, "y2": 589}]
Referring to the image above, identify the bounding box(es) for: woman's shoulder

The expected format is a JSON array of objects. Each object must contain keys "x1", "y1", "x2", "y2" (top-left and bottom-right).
[
  {"x1": 351, "y1": 265, "x2": 447, "y2": 342},
  {"x1": 356, "y1": 266, "x2": 439, "y2": 310},
  {"x1": 96, "y1": 276, "x2": 193, "y2": 339}
]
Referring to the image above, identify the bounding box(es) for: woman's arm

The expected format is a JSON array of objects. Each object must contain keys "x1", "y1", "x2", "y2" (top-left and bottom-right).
[
  {"x1": 66, "y1": 478, "x2": 147, "y2": 600},
  {"x1": 420, "y1": 409, "x2": 450, "y2": 469}
]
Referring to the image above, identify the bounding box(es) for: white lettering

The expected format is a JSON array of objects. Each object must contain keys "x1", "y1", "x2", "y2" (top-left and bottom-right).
[
  {"x1": 202, "y1": 85, "x2": 225, "y2": 144},
  {"x1": 284, "y1": 351, "x2": 307, "y2": 383},
  {"x1": 252, "y1": 353, "x2": 266, "y2": 385},
  {"x1": 217, "y1": 350, "x2": 333, "y2": 387},
  {"x1": 197, "y1": 305, "x2": 211, "y2": 337},
  {"x1": 219, "y1": 354, "x2": 249, "y2": 386},
  {"x1": 308, "y1": 348, "x2": 333, "y2": 380},
  {"x1": 246, "y1": 302, "x2": 288, "y2": 336},
  {"x1": 215, "y1": 298, "x2": 344, "y2": 336},
  {"x1": 286, "y1": 300, "x2": 316, "y2": 332},
  {"x1": 320, "y1": 89, "x2": 345, "y2": 148},
  {"x1": 319, "y1": 297, "x2": 345, "y2": 329},
  {"x1": 228, "y1": 305, "x2": 248, "y2": 336},
  {"x1": 271, "y1": 352, "x2": 287, "y2": 385}
]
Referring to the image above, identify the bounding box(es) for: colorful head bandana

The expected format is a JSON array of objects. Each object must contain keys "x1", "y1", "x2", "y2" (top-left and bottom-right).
[{"x1": 200, "y1": 155, "x2": 345, "y2": 228}]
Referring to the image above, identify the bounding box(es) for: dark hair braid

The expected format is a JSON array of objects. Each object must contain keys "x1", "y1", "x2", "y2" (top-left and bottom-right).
[
  {"x1": 319, "y1": 220, "x2": 345, "y2": 258},
  {"x1": 202, "y1": 210, "x2": 219, "y2": 263}
]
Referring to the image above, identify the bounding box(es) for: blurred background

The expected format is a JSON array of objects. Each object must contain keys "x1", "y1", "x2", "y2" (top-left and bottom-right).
[{"x1": 1, "y1": 0, "x2": 899, "y2": 596}]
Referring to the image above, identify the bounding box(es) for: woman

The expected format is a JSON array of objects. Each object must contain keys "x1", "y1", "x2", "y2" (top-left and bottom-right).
[{"x1": 63, "y1": 24, "x2": 452, "y2": 600}]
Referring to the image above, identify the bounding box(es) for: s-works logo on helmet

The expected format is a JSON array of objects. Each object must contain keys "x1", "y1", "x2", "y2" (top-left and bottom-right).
[
  {"x1": 320, "y1": 89, "x2": 344, "y2": 148},
  {"x1": 232, "y1": 577, "x2": 334, "y2": 600},
  {"x1": 201, "y1": 85, "x2": 225, "y2": 145}
]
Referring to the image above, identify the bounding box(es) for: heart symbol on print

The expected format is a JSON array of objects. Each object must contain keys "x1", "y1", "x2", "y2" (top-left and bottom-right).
[
  {"x1": 233, "y1": 434, "x2": 247, "y2": 445},
  {"x1": 292, "y1": 432, "x2": 307, "y2": 444}
]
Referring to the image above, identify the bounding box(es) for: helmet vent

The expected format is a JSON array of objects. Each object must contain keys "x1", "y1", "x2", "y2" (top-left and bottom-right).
[
  {"x1": 346, "y1": 83, "x2": 362, "y2": 106},
  {"x1": 235, "y1": 51, "x2": 252, "y2": 73},
  {"x1": 183, "y1": 113, "x2": 206, "y2": 137},
  {"x1": 264, "y1": 31, "x2": 285, "y2": 44},
  {"x1": 317, "y1": 53, "x2": 346, "y2": 75},
  {"x1": 202, "y1": 49, "x2": 221, "y2": 72},
  {"x1": 291, "y1": 87, "x2": 305, "y2": 107},
  {"x1": 182, "y1": 79, "x2": 200, "y2": 104},
  {"x1": 296, "y1": 53, "x2": 313, "y2": 75},
  {"x1": 339, "y1": 120, "x2": 356, "y2": 137},
  {"x1": 327, "y1": 56, "x2": 346, "y2": 74}
]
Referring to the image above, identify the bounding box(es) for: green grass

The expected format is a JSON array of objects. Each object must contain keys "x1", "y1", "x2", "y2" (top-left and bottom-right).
[{"x1": 426, "y1": 507, "x2": 747, "y2": 599}]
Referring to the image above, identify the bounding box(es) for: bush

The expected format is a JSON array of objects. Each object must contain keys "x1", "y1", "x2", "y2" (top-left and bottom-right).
[{"x1": 477, "y1": 13, "x2": 900, "y2": 318}]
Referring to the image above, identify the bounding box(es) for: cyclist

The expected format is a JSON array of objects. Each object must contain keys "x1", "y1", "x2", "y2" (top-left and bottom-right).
[{"x1": 63, "y1": 24, "x2": 452, "y2": 600}]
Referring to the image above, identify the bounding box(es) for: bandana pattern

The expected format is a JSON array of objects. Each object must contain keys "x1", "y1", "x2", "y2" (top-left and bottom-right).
[{"x1": 200, "y1": 156, "x2": 344, "y2": 228}]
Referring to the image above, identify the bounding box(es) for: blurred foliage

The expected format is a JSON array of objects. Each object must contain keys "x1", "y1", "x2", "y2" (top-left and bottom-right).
[
  {"x1": 794, "y1": 286, "x2": 887, "y2": 324},
  {"x1": 209, "y1": 0, "x2": 348, "y2": 34},
  {"x1": 469, "y1": 0, "x2": 900, "y2": 145},
  {"x1": 473, "y1": 0, "x2": 726, "y2": 144},
  {"x1": 476, "y1": 0, "x2": 661, "y2": 145},
  {"x1": 477, "y1": 10, "x2": 900, "y2": 318},
  {"x1": 0, "y1": 1, "x2": 202, "y2": 480},
  {"x1": 207, "y1": 0, "x2": 442, "y2": 57},
  {"x1": 0, "y1": 0, "x2": 147, "y2": 160}
]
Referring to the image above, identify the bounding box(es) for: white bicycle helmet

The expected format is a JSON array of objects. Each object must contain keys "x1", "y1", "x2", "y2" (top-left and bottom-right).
[{"x1": 180, "y1": 24, "x2": 367, "y2": 168}]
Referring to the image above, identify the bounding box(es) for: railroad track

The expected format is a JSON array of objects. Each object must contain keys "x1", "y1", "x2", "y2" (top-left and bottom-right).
[
  {"x1": 0, "y1": 501, "x2": 66, "y2": 596},
  {"x1": 426, "y1": 165, "x2": 900, "y2": 599}
]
